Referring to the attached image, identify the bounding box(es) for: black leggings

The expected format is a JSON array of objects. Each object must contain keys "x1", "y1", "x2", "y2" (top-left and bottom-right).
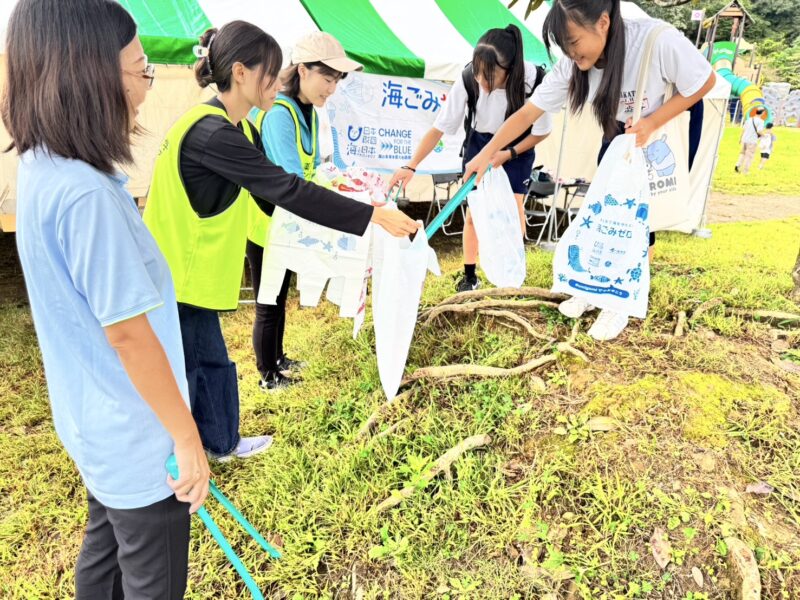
[{"x1": 245, "y1": 240, "x2": 292, "y2": 377}]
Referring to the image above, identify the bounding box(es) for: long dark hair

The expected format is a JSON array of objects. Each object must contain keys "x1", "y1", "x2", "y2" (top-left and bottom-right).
[
  {"x1": 194, "y1": 21, "x2": 282, "y2": 96},
  {"x1": 543, "y1": 0, "x2": 625, "y2": 140},
  {"x1": 2, "y1": 0, "x2": 138, "y2": 174},
  {"x1": 472, "y1": 24, "x2": 527, "y2": 119},
  {"x1": 280, "y1": 62, "x2": 347, "y2": 101}
]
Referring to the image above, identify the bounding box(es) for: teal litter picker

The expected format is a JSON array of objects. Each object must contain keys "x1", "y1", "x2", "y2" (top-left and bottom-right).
[
  {"x1": 423, "y1": 168, "x2": 488, "y2": 240},
  {"x1": 166, "y1": 455, "x2": 281, "y2": 600}
]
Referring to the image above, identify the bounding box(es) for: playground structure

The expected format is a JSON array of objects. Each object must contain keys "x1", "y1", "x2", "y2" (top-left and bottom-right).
[{"x1": 703, "y1": 0, "x2": 772, "y2": 124}]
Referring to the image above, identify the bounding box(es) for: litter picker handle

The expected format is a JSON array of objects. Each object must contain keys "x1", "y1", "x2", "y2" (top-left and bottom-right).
[
  {"x1": 165, "y1": 454, "x2": 281, "y2": 600},
  {"x1": 424, "y1": 168, "x2": 489, "y2": 240}
]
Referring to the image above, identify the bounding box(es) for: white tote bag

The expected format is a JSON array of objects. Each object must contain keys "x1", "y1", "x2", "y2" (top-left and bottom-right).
[
  {"x1": 468, "y1": 168, "x2": 526, "y2": 288},
  {"x1": 635, "y1": 24, "x2": 691, "y2": 232},
  {"x1": 551, "y1": 134, "x2": 652, "y2": 319},
  {"x1": 372, "y1": 226, "x2": 440, "y2": 399}
]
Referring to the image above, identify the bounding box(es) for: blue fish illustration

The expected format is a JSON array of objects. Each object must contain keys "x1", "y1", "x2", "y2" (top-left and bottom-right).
[
  {"x1": 604, "y1": 194, "x2": 619, "y2": 206},
  {"x1": 337, "y1": 235, "x2": 357, "y2": 251},
  {"x1": 282, "y1": 222, "x2": 301, "y2": 233},
  {"x1": 567, "y1": 245, "x2": 588, "y2": 272},
  {"x1": 298, "y1": 236, "x2": 320, "y2": 247},
  {"x1": 591, "y1": 275, "x2": 611, "y2": 283},
  {"x1": 588, "y1": 202, "x2": 602, "y2": 215}
]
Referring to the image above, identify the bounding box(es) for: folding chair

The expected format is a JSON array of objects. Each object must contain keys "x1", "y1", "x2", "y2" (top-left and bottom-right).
[
  {"x1": 424, "y1": 172, "x2": 464, "y2": 236},
  {"x1": 523, "y1": 165, "x2": 555, "y2": 243}
]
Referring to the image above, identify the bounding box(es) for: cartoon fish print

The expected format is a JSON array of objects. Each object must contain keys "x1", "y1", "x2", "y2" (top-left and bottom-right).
[
  {"x1": 337, "y1": 235, "x2": 357, "y2": 251},
  {"x1": 298, "y1": 236, "x2": 320, "y2": 247},
  {"x1": 282, "y1": 222, "x2": 301, "y2": 233}
]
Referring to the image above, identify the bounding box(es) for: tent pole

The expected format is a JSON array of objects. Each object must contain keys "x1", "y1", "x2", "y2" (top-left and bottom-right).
[
  {"x1": 694, "y1": 97, "x2": 729, "y2": 239},
  {"x1": 537, "y1": 107, "x2": 568, "y2": 250}
]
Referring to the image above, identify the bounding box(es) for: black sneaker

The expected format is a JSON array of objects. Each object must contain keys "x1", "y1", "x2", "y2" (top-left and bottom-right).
[
  {"x1": 276, "y1": 355, "x2": 306, "y2": 374},
  {"x1": 455, "y1": 277, "x2": 480, "y2": 292},
  {"x1": 734, "y1": 165, "x2": 740, "y2": 173},
  {"x1": 259, "y1": 370, "x2": 295, "y2": 392}
]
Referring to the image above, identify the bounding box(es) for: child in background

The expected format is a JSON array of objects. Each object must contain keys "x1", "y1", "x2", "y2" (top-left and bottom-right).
[{"x1": 758, "y1": 122, "x2": 776, "y2": 170}]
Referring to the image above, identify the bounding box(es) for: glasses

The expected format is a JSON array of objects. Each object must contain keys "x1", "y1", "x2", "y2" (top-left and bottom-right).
[{"x1": 124, "y1": 58, "x2": 156, "y2": 88}]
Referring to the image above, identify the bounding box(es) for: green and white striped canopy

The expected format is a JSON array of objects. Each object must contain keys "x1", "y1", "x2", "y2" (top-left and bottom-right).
[
  {"x1": 117, "y1": 0, "x2": 555, "y2": 79},
  {"x1": 0, "y1": 0, "x2": 558, "y2": 80},
  {"x1": 1, "y1": 1, "x2": 651, "y2": 80}
]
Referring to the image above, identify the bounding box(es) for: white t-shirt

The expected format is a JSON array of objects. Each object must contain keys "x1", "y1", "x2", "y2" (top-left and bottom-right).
[
  {"x1": 531, "y1": 19, "x2": 712, "y2": 124},
  {"x1": 434, "y1": 61, "x2": 553, "y2": 137},
  {"x1": 741, "y1": 116, "x2": 765, "y2": 145}
]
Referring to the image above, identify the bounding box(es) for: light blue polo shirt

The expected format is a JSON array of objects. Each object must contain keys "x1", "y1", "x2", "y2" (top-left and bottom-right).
[{"x1": 15, "y1": 149, "x2": 190, "y2": 510}]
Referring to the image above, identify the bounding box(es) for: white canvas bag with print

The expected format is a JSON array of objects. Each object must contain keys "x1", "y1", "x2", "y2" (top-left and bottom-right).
[{"x1": 634, "y1": 24, "x2": 692, "y2": 232}]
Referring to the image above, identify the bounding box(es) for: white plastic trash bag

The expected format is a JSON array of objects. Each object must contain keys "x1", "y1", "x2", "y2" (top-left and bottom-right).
[
  {"x1": 372, "y1": 225, "x2": 440, "y2": 399},
  {"x1": 551, "y1": 134, "x2": 651, "y2": 319},
  {"x1": 468, "y1": 167, "x2": 526, "y2": 288}
]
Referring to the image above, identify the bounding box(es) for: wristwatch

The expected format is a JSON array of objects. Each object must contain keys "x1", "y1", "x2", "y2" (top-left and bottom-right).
[{"x1": 505, "y1": 146, "x2": 518, "y2": 161}]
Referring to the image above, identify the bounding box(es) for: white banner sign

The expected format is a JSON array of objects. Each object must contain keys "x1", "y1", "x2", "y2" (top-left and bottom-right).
[
  {"x1": 691, "y1": 9, "x2": 705, "y2": 21},
  {"x1": 326, "y1": 72, "x2": 465, "y2": 175}
]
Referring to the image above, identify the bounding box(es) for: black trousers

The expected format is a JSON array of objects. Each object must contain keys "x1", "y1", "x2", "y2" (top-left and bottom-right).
[
  {"x1": 245, "y1": 240, "x2": 292, "y2": 377},
  {"x1": 75, "y1": 491, "x2": 190, "y2": 600}
]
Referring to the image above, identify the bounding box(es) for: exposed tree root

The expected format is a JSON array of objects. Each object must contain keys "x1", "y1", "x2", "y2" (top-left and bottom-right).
[
  {"x1": 404, "y1": 353, "x2": 555, "y2": 389},
  {"x1": 356, "y1": 391, "x2": 412, "y2": 439},
  {"x1": 423, "y1": 299, "x2": 557, "y2": 326},
  {"x1": 477, "y1": 309, "x2": 554, "y2": 341},
  {"x1": 729, "y1": 309, "x2": 800, "y2": 327},
  {"x1": 674, "y1": 311, "x2": 687, "y2": 337},
  {"x1": 690, "y1": 297, "x2": 723, "y2": 322},
  {"x1": 374, "y1": 434, "x2": 491, "y2": 512},
  {"x1": 557, "y1": 343, "x2": 589, "y2": 362},
  {"x1": 433, "y1": 287, "x2": 566, "y2": 307},
  {"x1": 375, "y1": 419, "x2": 407, "y2": 440}
]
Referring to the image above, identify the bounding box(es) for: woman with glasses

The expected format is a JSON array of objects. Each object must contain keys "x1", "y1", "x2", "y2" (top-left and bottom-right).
[{"x1": 4, "y1": 0, "x2": 209, "y2": 596}]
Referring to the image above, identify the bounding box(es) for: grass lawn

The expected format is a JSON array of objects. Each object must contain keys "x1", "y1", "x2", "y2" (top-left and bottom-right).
[
  {"x1": 712, "y1": 125, "x2": 800, "y2": 197},
  {"x1": 1, "y1": 215, "x2": 799, "y2": 598}
]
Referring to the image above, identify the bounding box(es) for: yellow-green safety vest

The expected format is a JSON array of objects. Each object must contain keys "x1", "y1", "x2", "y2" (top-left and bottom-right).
[
  {"x1": 143, "y1": 103, "x2": 257, "y2": 311},
  {"x1": 247, "y1": 99, "x2": 317, "y2": 246}
]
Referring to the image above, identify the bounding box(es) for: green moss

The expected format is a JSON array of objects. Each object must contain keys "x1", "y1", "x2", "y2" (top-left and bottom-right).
[{"x1": 586, "y1": 373, "x2": 791, "y2": 449}]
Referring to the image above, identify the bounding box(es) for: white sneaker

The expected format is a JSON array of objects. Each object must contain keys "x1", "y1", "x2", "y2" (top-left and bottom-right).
[
  {"x1": 558, "y1": 296, "x2": 594, "y2": 318},
  {"x1": 588, "y1": 309, "x2": 629, "y2": 341},
  {"x1": 212, "y1": 435, "x2": 274, "y2": 463}
]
